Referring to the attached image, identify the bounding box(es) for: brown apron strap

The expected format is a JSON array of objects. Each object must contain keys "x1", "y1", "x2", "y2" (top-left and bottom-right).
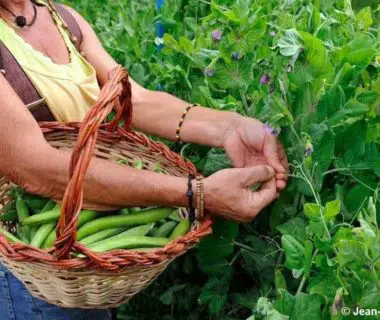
[
  {"x1": 0, "y1": 3, "x2": 84, "y2": 121},
  {"x1": 55, "y1": 4, "x2": 83, "y2": 52}
]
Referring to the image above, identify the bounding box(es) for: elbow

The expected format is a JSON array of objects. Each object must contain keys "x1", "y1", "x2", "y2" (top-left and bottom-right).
[{"x1": 0, "y1": 142, "x2": 63, "y2": 199}]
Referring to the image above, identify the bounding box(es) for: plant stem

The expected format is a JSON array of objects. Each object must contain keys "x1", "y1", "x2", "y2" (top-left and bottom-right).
[
  {"x1": 239, "y1": 90, "x2": 250, "y2": 115},
  {"x1": 229, "y1": 251, "x2": 241, "y2": 266},
  {"x1": 233, "y1": 241, "x2": 256, "y2": 254},
  {"x1": 296, "y1": 276, "x2": 307, "y2": 295}
]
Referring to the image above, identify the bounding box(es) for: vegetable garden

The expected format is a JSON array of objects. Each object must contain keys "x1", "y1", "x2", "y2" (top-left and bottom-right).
[{"x1": 6, "y1": 0, "x2": 380, "y2": 319}]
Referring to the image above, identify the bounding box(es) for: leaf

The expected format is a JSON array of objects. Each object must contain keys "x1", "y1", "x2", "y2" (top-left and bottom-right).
[
  {"x1": 277, "y1": 29, "x2": 303, "y2": 57},
  {"x1": 309, "y1": 272, "x2": 340, "y2": 300},
  {"x1": 281, "y1": 235, "x2": 305, "y2": 270},
  {"x1": 342, "y1": 35, "x2": 375, "y2": 70},
  {"x1": 335, "y1": 240, "x2": 370, "y2": 266},
  {"x1": 203, "y1": 148, "x2": 232, "y2": 176},
  {"x1": 198, "y1": 272, "x2": 232, "y2": 314},
  {"x1": 159, "y1": 284, "x2": 187, "y2": 305},
  {"x1": 312, "y1": 129, "x2": 335, "y2": 174},
  {"x1": 303, "y1": 241, "x2": 314, "y2": 278},
  {"x1": 277, "y1": 218, "x2": 308, "y2": 244},
  {"x1": 232, "y1": 0, "x2": 249, "y2": 20},
  {"x1": 304, "y1": 203, "x2": 322, "y2": 219},
  {"x1": 275, "y1": 269, "x2": 288, "y2": 291},
  {"x1": 273, "y1": 289, "x2": 295, "y2": 316},
  {"x1": 299, "y1": 31, "x2": 330, "y2": 76},
  {"x1": 179, "y1": 36, "x2": 194, "y2": 54},
  {"x1": 290, "y1": 293, "x2": 323, "y2": 320},
  {"x1": 245, "y1": 18, "x2": 267, "y2": 48},
  {"x1": 324, "y1": 200, "x2": 341, "y2": 222},
  {"x1": 356, "y1": 7, "x2": 373, "y2": 31}
]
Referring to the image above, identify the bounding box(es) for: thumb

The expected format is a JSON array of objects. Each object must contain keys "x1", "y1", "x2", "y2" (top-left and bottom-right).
[
  {"x1": 242, "y1": 165, "x2": 275, "y2": 187},
  {"x1": 251, "y1": 177, "x2": 277, "y2": 209}
]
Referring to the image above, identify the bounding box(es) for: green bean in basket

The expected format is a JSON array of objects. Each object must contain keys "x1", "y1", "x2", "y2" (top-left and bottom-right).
[
  {"x1": 22, "y1": 207, "x2": 99, "y2": 227},
  {"x1": 30, "y1": 222, "x2": 56, "y2": 248},
  {"x1": 41, "y1": 210, "x2": 103, "y2": 248},
  {"x1": 77, "y1": 207, "x2": 173, "y2": 240},
  {"x1": 87, "y1": 236, "x2": 169, "y2": 253},
  {"x1": 0, "y1": 227, "x2": 22, "y2": 243},
  {"x1": 169, "y1": 219, "x2": 191, "y2": 240},
  {"x1": 79, "y1": 227, "x2": 126, "y2": 246},
  {"x1": 88, "y1": 224, "x2": 154, "y2": 247},
  {"x1": 152, "y1": 221, "x2": 178, "y2": 238}
]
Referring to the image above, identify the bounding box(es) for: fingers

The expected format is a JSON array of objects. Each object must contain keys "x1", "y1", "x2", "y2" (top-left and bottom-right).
[
  {"x1": 242, "y1": 165, "x2": 275, "y2": 187},
  {"x1": 264, "y1": 135, "x2": 286, "y2": 174},
  {"x1": 278, "y1": 143, "x2": 289, "y2": 176},
  {"x1": 252, "y1": 177, "x2": 277, "y2": 209},
  {"x1": 276, "y1": 179, "x2": 286, "y2": 191}
]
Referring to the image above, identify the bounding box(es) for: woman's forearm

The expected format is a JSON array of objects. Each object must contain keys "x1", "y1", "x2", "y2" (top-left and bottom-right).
[
  {"x1": 132, "y1": 90, "x2": 240, "y2": 148},
  {"x1": 17, "y1": 144, "x2": 189, "y2": 210}
]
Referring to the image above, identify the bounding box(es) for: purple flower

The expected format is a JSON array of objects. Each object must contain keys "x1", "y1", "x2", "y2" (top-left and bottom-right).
[
  {"x1": 204, "y1": 67, "x2": 215, "y2": 77},
  {"x1": 264, "y1": 123, "x2": 281, "y2": 137},
  {"x1": 269, "y1": 31, "x2": 276, "y2": 37},
  {"x1": 232, "y1": 52, "x2": 244, "y2": 60},
  {"x1": 260, "y1": 74, "x2": 271, "y2": 85},
  {"x1": 304, "y1": 142, "x2": 314, "y2": 157},
  {"x1": 211, "y1": 29, "x2": 222, "y2": 41}
]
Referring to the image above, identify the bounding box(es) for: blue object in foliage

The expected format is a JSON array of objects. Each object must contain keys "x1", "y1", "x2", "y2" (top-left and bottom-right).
[{"x1": 156, "y1": 0, "x2": 165, "y2": 50}]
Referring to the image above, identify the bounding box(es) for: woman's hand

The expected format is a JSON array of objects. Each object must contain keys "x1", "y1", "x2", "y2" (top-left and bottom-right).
[
  {"x1": 204, "y1": 165, "x2": 277, "y2": 223},
  {"x1": 223, "y1": 116, "x2": 289, "y2": 191}
]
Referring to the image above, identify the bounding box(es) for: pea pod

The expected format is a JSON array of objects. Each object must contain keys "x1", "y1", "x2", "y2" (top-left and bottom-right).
[
  {"x1": 100, "y1": 224, "x2": 154, "y2": 243},
  {"x1": 41, "y1": 210, "x2": 101, "y2": 248},
  {"x1": 88, "y1": 235, "x2": 169, "y2": 253},
  {"x1": 22, "y1": 205, "x2": 61, "y2": 226},
  {"x1": 153, "y1": 221, "x2": 177, "y2": 238},
  {"x1": 0, "y1": 227, "x2": 22, "y2": 243},
  {"x1": 168, "y1": 209, "x2": 181, "y2": 222},
  {"x1": 16, "y1": 198, "x2": 30, "y2": 222},
  {"x1": 77, "y1": 207, "x2": 173, "y2": 240},
  {"x1": 30, "y1": 222, "x2": 56, "y2": 248},
  {"x1": 30, "y1": 226, "x2": 39, "y2": 240},
  {"x1": 40, "y1": 200, "x2": 56, "y2": 213},
  {"x1": 23, "y1": 196, "x2": 47, "y2": 213},
  {"x1": 42, "y1": 228, "x2": 57, "y2": 249},
  {"x1": 22, "y1": 207, "x2": 98, "y2": 227},
  {"x1": 169, "y1": 219, "x2": 191, "y2": 240},
  {"x1": 79, "y1": 228, "x2": 125, "y2": 246}
]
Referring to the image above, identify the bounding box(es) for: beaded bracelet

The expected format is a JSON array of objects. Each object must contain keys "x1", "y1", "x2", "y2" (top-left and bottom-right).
[
  {"x1": 186, "y1": 174, "x2": 196, "y2": 222},
  {"x1": 196, "y1": 176, "x2": 205, "y2": 221},
  {"x1": 176, "y1": 104, "x2": 197, "y2": 142}
]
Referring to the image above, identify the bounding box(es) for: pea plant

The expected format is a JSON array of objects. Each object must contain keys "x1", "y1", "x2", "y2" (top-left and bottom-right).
[{"x1": 64, "y1": 0, "x2": 380, "y2": 319}]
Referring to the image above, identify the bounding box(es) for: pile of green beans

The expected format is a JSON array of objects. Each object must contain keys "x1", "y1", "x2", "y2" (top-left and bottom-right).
[{"x1": 0, "y1": 190, "x2": 191, "y2": 254}]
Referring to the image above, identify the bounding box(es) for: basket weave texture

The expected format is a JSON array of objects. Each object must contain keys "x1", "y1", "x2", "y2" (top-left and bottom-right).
[{"x1": 0, "y1": 66, "x2": 212, "y2": 308}]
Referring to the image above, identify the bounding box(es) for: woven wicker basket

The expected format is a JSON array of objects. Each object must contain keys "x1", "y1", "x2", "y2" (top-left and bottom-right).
[{"x1": 0, "y1": 67, "x2": 212, "y2": 309}]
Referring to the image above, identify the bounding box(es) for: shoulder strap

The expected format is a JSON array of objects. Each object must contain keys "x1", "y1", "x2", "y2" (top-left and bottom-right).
[
  {"x1": 55, "y1": 3, "x2": 83, "y2": 52},
  {"x1": 0, "y1": 40, "x2": 55, "y2": 121}
]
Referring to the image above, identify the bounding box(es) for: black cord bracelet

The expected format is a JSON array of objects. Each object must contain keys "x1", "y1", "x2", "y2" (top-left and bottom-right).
[{"x1": 187, "y1": 174, "x2": 196, "y2": 222}]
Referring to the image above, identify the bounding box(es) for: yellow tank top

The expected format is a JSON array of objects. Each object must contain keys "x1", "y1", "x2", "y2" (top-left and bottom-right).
[{"x1": 0, "y1": 1, "x2": 100, "y2": 122}]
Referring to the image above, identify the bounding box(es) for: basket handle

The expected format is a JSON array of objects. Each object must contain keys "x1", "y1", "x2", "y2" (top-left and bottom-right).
[{"x1": 54, "y1": 66, "x2": 132, "y2": 259}]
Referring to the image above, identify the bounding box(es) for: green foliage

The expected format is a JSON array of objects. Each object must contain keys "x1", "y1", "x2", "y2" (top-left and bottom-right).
[{"x1": 63, "y1": 0, "x2": 380, "y2": 319}]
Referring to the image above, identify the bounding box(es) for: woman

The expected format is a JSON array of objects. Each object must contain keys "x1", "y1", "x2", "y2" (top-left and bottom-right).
[{"x1": 0, "y1": 0, "x2": 289, "y2": 319}]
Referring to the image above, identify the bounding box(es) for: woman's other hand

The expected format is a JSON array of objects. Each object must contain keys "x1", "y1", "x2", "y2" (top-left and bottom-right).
[
  {"x1": 223, "y1": 116, "x2": 289, "y2": 191},
  {"x1": 204, "y1": 165, "x2": 277, "y2": 223}
]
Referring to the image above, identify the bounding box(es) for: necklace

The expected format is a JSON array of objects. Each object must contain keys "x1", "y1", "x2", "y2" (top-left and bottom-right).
[{"x1": 0, "y1": 1, "x2": 37, "y2": 28}]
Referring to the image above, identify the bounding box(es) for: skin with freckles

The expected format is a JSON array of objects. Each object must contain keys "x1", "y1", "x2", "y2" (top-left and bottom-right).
[{"x1": 0, "y1": 0, "x2": 289, "y2": 222}]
